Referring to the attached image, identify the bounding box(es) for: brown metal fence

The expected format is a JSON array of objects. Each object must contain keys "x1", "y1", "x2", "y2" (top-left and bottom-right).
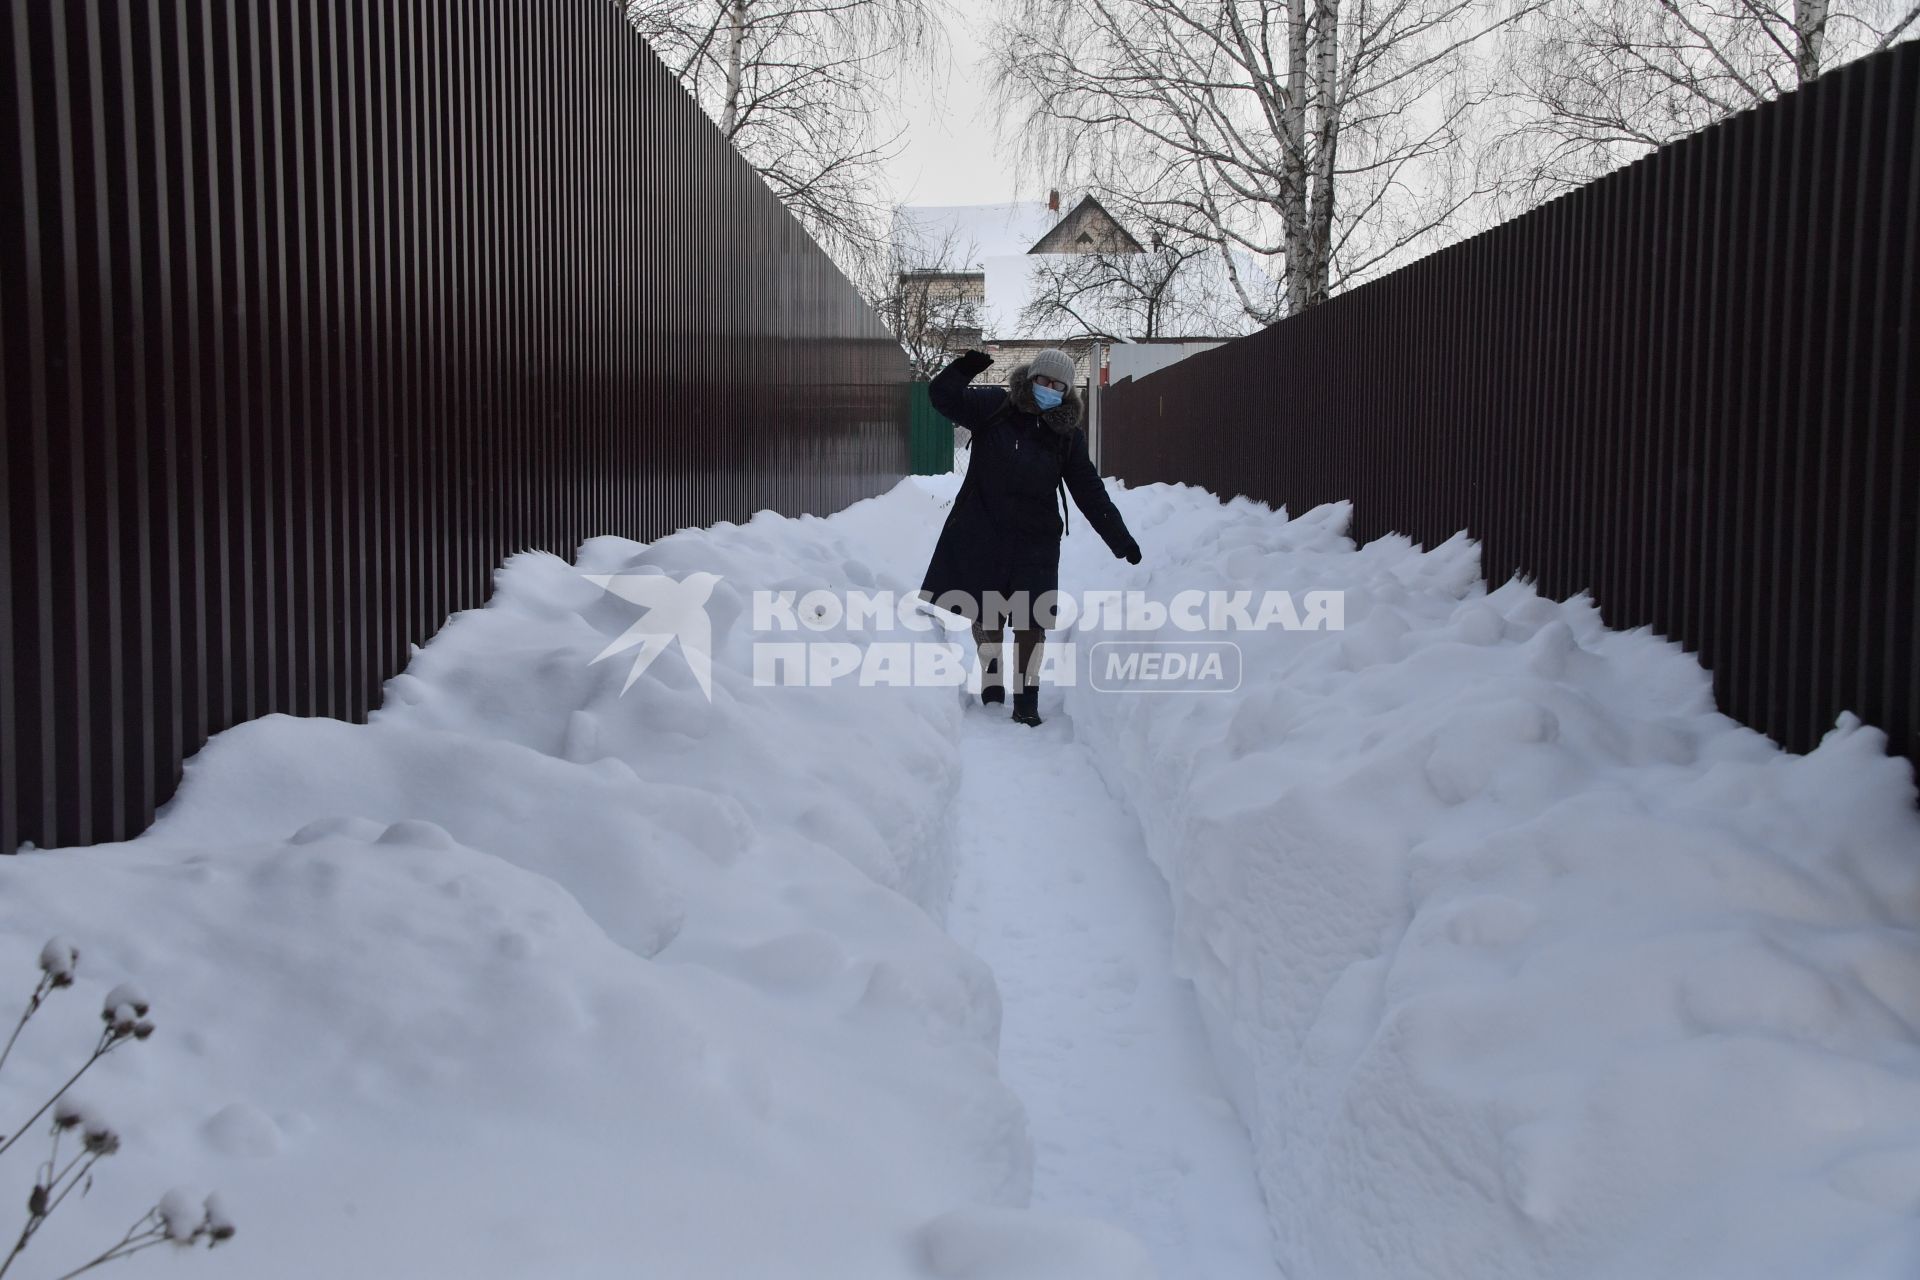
[
  {"x1": 1, "y1": 0, "x2": 912, "y2": 852},
  {"x1": 1102, "y1": 42, "x2": 1919, "y2": 771}
]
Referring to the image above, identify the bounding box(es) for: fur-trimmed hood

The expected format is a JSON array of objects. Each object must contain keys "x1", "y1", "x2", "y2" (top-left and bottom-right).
[{"x1": 1005, "y1": 363, "x2": 1085, "y2": 435}]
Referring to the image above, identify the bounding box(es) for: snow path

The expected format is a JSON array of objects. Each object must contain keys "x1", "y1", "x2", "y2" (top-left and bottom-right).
[{"x1": 945, "y1": 704, "x2": 1282, "y2": 1278}]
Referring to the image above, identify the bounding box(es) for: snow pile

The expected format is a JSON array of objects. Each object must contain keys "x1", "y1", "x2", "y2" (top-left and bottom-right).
[
  {"x1": 0, "y1": 488, "x2": 1148, "y2": 1278},
  {"x1": 1064, "y1": 484, "x2": 1920, "y2": 1279},
  {"x1": 7, "y1": 462, "x2": 1915, "y2": 1279}
]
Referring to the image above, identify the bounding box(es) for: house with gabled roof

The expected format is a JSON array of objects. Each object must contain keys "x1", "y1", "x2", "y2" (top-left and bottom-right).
[
  {"x1": 889, "y1": 191, "x2": 1259, "y2": 389},
  {"x1": 1026, "y1": 194, "x2": 1145, "y2": 255}
]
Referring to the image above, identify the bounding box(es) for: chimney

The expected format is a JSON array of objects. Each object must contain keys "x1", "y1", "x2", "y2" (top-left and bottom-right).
[{"x1": 1048, "y1": 189, "x2": 1060, "y2": 213}]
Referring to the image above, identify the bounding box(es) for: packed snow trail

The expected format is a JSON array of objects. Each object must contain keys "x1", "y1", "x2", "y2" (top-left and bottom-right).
[
  {"x1": 946, "y1": 706, "x2": 1281, "y2": 1276},
  {"x1": 860, "y1": 466, "x2": 1278, "y2": 1272}
]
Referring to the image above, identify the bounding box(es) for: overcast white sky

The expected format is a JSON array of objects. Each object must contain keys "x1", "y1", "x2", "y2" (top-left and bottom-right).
[{"x1": 879, "y1": 17, "x2": 1026, "y2": 207}]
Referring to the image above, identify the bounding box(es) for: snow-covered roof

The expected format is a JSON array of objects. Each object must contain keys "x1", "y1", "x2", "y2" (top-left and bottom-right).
[
  {"x1": 894, "y1": 200, "x2": 1275, "y2": 342},
  {"x1": 890, "y1": 201, "x2": 1057, "y2": 271}
]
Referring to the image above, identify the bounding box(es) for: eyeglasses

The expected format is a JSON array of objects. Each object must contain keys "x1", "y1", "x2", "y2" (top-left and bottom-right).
[{"x1": 1033, "y1": 375, "x2": 1068, "y2": 392}]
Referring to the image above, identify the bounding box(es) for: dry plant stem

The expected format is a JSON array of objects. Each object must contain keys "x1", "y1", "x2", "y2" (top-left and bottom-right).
[
  {"x1": 0, "y1": 947, "x2": 216, "y2": 1280},
  {"x1": 0, "y1": 978, "x2": 52, "y2": 1076},
  {"x1": 0, "y1": 1034, "x2": 117, "y2": 1160},
  {"x1": 0, "y1": 1217, "x2": 33, "y2": 1279},
  {"x1": 45, "y1": 1212, "x2": 172, "y2": 1280},
  {"x1": 42, "y1": 1154, "x2": 109, "y2": 1221},
  {"x1": 0, "y1": 1134, "x2": 111, "y2": 1279}
]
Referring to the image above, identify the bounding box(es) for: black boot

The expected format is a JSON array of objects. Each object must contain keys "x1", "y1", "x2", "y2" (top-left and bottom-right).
[
  {"x1": 981, "y1": 683, "x2": 1005, "y2": 707},
  {"x1": 1011, "y1": 689, "x2": 1042, "y2": 727}
]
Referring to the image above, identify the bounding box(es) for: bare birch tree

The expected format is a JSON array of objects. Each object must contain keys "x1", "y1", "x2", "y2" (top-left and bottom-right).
[
  {"x1": 621, "y1": 0, "x2": 945, "y2": 287},
  {"x1": 875, "y1": 221, "x2": 987, "y2": 376},
  {"x1": 989, "y1": 0, "x2": 1544, "y2": 317},
  {"x1": 1017, "y1": 238, "x2": 1253, "y2": 340},
  {"x1": 1490, "y1": 0, "x2": 1918, "y2": 204}
]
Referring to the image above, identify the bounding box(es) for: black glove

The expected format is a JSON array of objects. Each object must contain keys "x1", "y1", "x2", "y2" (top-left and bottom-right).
[{"x1": 1123, "y1": 540, "x2": 1142, "y2": 565}]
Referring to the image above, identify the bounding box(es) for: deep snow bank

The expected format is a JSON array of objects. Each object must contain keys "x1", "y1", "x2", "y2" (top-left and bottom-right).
[
  {"x1": 1066, "y1": 483, "x2": 1920, "y2": 1279},
  {"x1": 0, "y1": 486, "x2": 1150, "y2": 1279}
]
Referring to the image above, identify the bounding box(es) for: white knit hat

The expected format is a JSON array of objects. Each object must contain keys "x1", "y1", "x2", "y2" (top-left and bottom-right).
[{"x1": 1028, "y1": 348, "x2": 1075, "y2": 387}]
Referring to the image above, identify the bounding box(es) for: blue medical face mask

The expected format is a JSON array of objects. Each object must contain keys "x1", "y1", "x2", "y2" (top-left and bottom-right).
[{"x1": 1031, "y1": 382, "x2": 1065, "y2": 411}]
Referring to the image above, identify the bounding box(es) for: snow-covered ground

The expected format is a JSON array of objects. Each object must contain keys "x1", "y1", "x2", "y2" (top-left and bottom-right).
[
  {"x1": 1064, "y1": 488, "x2": 1920, "y2": 1280},
  {"x1": 947, "y1": 710, "x2": 1279, "y2": 1277},
  {"x1": 0, "y1": 487, "x2": 1148, "y2": 1278},
  {"x1": 3, "y1": 463, "x2": 1917, "y2": 1279}
]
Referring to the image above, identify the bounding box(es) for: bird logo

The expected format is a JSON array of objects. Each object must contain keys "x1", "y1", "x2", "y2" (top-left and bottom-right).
[{"x1": 581, "y1": 571, "x2": 722, "y2": 700}]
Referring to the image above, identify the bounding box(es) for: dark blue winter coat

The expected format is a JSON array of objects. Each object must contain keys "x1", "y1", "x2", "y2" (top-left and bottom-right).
[{"x1": 919, "y1": 350, "x2": 1139, "y2": 624}]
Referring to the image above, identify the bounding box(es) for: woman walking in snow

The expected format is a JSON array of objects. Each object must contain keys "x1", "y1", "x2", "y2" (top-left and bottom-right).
[{"x1": 919, "y1": 348, "x2": 1142, "y2": 727}]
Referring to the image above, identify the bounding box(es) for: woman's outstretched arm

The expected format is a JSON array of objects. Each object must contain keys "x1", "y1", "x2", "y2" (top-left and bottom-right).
[
  {"x1": 928, "y1": 350, "x2": 1008, "y2": 431},
  {"x1": 1062, "y1": 428, "x2": 1141, "y2": 563}
]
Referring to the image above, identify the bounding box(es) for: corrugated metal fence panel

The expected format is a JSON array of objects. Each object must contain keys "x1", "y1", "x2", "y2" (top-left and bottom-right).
[
  {"x1": 1102, "y1": 42, "x2": 1918, "y2": 770},
  {"x1": 2, "y1": 0, "x2": 912, "y2": 852}
]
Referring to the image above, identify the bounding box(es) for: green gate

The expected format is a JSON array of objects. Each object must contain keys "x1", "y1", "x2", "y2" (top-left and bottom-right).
[{"x1": 909, "y1": 382, "x2": 955, "y2": 475}]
